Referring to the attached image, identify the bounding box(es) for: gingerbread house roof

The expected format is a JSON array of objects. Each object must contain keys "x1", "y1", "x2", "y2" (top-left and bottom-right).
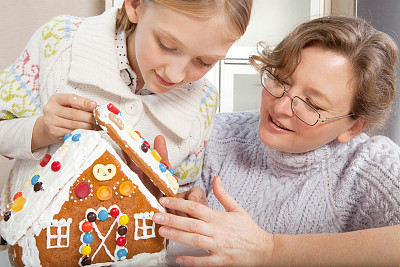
[{"x1": 0, "y1": 129, "x2": 164, "y2": 245}]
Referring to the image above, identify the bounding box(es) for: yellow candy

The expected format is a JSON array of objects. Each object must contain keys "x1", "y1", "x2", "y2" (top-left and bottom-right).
[
  {"x1": 81, "y1": 245, "x2": 91, "y2": 255},
  {"x1": 119, "y1": 215, "x2": 129, "y2": 225},
  {"x1": 125, "y1": 124, "x2": 140, "y2": 141},
  {"x1": 166, "y1": 172, "x2": 179, "y2": 190},
  {"x1": 151, "y1": 150, "x2": 162, "y2": 162},
  {"x1": 96, "y1": 186, "x2": 113, "y2": 201},
  {"x1": 119, "y1": 181, "x2": 134, "y2": 196},
  {"x1": 11, "y1": 197, "x2": 26, "y2": 212}
]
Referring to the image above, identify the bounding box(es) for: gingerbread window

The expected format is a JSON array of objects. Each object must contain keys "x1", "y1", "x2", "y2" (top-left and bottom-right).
[
  {"x1": 134, "y1": 212, "x2": 155, "y2": 240},
  {"x1": 46, "y1": 218, "x2": 72, "y2": 248}
]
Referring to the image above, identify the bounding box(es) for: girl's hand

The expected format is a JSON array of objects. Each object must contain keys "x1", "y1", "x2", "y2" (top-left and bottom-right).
[
  {"x1": 152, "y1": 176, "x2": 274, "y2": 266},
  {"x1": 32, "y1": 94, "x2": 97, "y2": 150}
]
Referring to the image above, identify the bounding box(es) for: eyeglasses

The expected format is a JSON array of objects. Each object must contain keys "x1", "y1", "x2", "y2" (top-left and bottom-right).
[{"x1": 261, "y1": 69, "x2": 355, "y2": 126}]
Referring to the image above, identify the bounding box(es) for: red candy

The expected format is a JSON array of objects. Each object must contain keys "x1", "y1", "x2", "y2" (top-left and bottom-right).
[
  {"x1": 107, "y1": 103, "x2": 120, "y2": 115},
  {"x1": 13, "y1": 192, "x2": 22, "y2": 201},
  {"x1": 116, "y1": 236, "x2": 127, "y2": 246},
  {"x1": 110, "y1": 207, "x2": 120, "y2": 218},
  {"x1": 161, "y1": 162, "x2": 169, "y2": 170},
  {"x1": 40, "y1": 154, "x2": 51, "y2": 167},
  {"x1": 74, "y1": 182, "x2": 91, "y2": 199},
  {"x1": 143, "y1": 141, "x2": 150, "y2": 149},
  {"x1": 51, "y1": 161, "x2": 61, "y2": 172},
  {"x1": 82, "y1": 221, "x2": 93, "y2": 232}
]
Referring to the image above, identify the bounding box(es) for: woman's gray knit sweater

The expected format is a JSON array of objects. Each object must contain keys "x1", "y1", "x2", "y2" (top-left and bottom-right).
[{"x1": 193, "y1": 111, "x2": 400, "y2": 234}]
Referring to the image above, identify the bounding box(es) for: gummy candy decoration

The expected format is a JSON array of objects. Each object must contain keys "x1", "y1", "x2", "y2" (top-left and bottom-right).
[
  {"x1": 116, "y1": 236, "x2": 127, "y2": 246},
  {"x1": 81, "y1": 245, "x2": 91, "y2": 255},
  {"x1": 110, "y1": 207, "x2": 120, "y2": 218},
  {"x1": 82, "y1": 233, "x2": 94, "y2": 244},
  {"x1": 96, "y1": 186, "x2": 112, "y2": 201},
  {"x1": 98, "y1": 210, "x2": 109, "y2": 221},
  {"x1": 75, "y1": 182, "x2": 91, "y2": 199},
  {"x1": 93, "y1": 164, "x2": 116, "y2": 181},
  {"x1": 81, "y1": 221, "x2": 93, "y2": 232},
  {"x1": 151, "y1": 150, "x2": 162, "y2": 162},
  {"x1": 51, "y1": 161, "x2": 61, "y2": 172},
  {"x1": 134, "y1": 130, "x2": 141, "y2": 138},
  {"x1": 72, "y1": 134, "x2": 82, "y2": 142},
  {"x1": 119, "y1": 181, "x2": 134, "y2": 196},
  {"x1": 168, "y1": 168, "x2": 175, "y2": 175},
  {"x1": 119, "y1": 215, "x2": 129, "y2": 225},
  {"x1": 107, "y1": 103, "x2": 120, "y2": 115},
  {"x1": 126, "y1": 124, "x2": 140, "y2": 141},
  {"x1": 117, "y1": 248, "x2": 127, "y2": 259},
  {"x1": 12, "y1": 197, "x2": 26, "y2": 212},
  {"x1": 40, "y1": 154, "x2": 52, "y2": 167},
  {"x1": 13, "y1": 192, "x2": 22, "y2": 201}
]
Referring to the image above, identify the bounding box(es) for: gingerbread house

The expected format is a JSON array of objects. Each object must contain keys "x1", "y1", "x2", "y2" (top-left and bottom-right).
[{"x1": 0, "y1": 128, "x2": 172, "y2": 266}]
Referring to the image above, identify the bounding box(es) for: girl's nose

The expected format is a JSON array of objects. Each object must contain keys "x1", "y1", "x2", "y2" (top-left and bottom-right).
[{"x1": 165, "y1": 59, "x2": 187, "y2": 84}]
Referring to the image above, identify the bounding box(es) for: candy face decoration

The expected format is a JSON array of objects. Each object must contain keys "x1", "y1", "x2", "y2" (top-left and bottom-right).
[{"x1": 92, "y1": 164, "x2": 116, "y2": 181}]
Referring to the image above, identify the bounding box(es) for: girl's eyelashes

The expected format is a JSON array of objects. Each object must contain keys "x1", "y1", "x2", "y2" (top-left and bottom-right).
[
  {"x1": 197, "y1": 58, "x2": 212, "y2": 68},
  {"x1": 158, "y1": 39, "x2": 176, "y2": 52}
]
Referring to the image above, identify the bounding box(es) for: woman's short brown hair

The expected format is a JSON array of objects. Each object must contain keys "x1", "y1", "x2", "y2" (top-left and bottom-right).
[
  {"x1": 116, "y1": 0, "x2": 253, "y2": 39},
  {"x1": 250, "y1": 16, "x2": 398, "y2": 134}
]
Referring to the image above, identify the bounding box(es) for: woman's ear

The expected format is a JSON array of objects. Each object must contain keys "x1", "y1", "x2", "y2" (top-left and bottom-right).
[
  {"x1": 124, "y1": 0, "x2": 142, "y2": 23},
  {"x1": 337, "y1": 119, "x2": 367, "y2": 143}
]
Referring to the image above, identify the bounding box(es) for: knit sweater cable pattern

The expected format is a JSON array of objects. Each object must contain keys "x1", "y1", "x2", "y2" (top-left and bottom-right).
[{"x1": 195, "y1": 111, "x2": 400, "y2": 234}]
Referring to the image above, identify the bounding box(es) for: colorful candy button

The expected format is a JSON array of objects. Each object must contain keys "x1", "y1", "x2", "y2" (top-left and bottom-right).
[
  {"x1": 119, "y1": 215, "x2": 129, "y2": 225},
  {"x1": 119, "y1": 181, "x2": 134, "y2": 196},
  {"x1": 117, "y1": 225, "x2": 127, "y2": 235},
  {"x1": 75, "y1": 182, "x2": 91, "y2": 199},
  {"x1": 110, "y1": 207, "x2": 120, "y2": 218},
  {"x1": 82, "y1": 233, "x2": 94, "y2": 244},
  {"x1": 107, "y1": 103, "x2": 120, "y2": 115},
  {"x1": 51, "y1": 161, "x2": 61, "y2": 172},
  {"x1": 87, "y1": 212, "x2": 97, "y2": 222},
  {"x1": 116, "y1": 236, "x2": 127, "y2": 246},
  {"x1": 30, "y1": 174, "x2": 40, "y2": 185},
  {"x1": 40, "y1": 154, "x2": 52, "y2": 167},
  {"x1": 151, "y1": 150, "x2": 162, "y2": 162},
  {"x1": 81, "y1": 221, "x2": 93, "y2": 233},
  {"x1": 72, "y1": 134, "x2": 82, "y2": 142},
  {"x1": 81, "y1": 256, "x2": 92, "y2": 266},
  {"x1": 143, "y1": 141, "x2": 150, "y2": 149},
  {"x1": 159, "y1": 162, "x2": 167, "y2": 172},
  {"x1": 96, "y1": 186, "x2": 113, "y2": 201},
  {"x1": 168, "y1": 168, "x2": 175, "y2": 175},
  {"x1": 117, "y1": 248, "x2": 127, "y2": 259},
  {"x1": 11, "y1": 197, "x2": 26, "y2": 212},
  {"x1": 98, "y1": 210, "x2": 109, "y2": 221},
  {"x1": 13, "y1": 192, "x2": 22, "y2": 201},
  {"x1": 63, "y1": 133, "x2": 72, "y2": 142},
  {"x1": 81, "y1": 245, "x2": 91, "y2": 255},
  {"x1": 34, "y1": 182, "x2": 43, "y2": 192},
  {"x1": 3, "y1": 211, "x2": 11, "y2": 222},
  {"x1": 141, "y1": 143, "x2": 149, "y2": 153}
]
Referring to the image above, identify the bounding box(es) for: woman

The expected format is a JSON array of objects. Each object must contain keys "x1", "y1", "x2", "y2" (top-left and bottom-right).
[{"x1": 152, "y1": 16, "x2": 400, "y2": 266}]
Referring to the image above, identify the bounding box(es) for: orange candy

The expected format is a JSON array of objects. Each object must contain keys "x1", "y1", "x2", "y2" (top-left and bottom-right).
[
  {"x1": 119, "y1": 181, "x2": 134, "y2": 196},
  {"x1": 11, "y1": 197, "x2": 26, "y2": 212},
  {"x1": 81, "y1": 221, "x2": 93, "y2": 232},
  {"x1": 13, "y1": 192, "x2": 22, "y2": 201}
]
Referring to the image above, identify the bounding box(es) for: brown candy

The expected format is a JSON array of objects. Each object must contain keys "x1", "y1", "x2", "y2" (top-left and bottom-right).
[
  {"x1": 4, "y1": 211, "x2": 11, "y2": 222},
  {"x1": 87, "y1": 212, "x2": 97, "y2": 222},
  {"x1": 81, "y1": 256, "x2": 92, "y2": 266},
  {"x1": 141, "y1": 143, "x2": 149, "y2": 153},
  {"x1": 117, "y1": 225, "x2": 128, "y2": 236},
  {"x1": 33, "y1": 182, "x2": 43, "y2": 192},
  {"x1": 108, "y1": 113, "x2": 124, "y2": 130}
]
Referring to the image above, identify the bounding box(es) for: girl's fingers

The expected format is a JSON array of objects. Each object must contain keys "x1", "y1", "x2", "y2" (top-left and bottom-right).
[
  {"x1": 159, "y1": 197, "x2": 213, "y2": 222},
  {"x1": 53, "y1": 94, "x2": 97, "y2": 111},
  {"x1": 158, "y1": 225, "x2": 215, "y2": 251}
]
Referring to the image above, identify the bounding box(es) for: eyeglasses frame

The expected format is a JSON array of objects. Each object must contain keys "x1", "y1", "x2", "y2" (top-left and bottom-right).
[{"x1": 261, "y1": 69, "x2": 355, "y2": 126}]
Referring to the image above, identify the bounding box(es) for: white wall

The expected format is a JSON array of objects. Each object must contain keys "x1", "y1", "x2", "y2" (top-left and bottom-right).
[{"x1": 0, "y1": 0, "x2": 105, "y2": 189}]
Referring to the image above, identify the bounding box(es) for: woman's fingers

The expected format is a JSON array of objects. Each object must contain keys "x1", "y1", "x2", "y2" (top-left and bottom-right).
[
  {"x1": 158, "y1": 197, "x2": 213, "y2": 222},
  {"x1": 213, "y1": 176, "x2": 245, "y2": 213}
]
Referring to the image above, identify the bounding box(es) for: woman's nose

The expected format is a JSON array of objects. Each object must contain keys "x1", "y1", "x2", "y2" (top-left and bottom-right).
[{"x1": 273, "y1": 92, "x2": 294, "y2": 116}]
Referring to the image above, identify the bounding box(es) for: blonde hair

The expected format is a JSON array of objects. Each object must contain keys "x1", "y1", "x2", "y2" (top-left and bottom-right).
[
  {"x1": 116, "y1": 0, "x2": 252, "y2": 38},
  {"x1": 250, "y1": 16, "x2": 398, "y2": 134}
]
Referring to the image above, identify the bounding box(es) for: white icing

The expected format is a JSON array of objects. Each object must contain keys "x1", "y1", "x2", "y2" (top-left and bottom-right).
[
  {"x1": 46, "y1": 218, "x2": 72, "y2": 248},
  {"x1": 95, "y1": 105, "x2": 178, "y2": 195},
  {"x1": 134, "y1": 212, "x2": 155, "y2": 240}
]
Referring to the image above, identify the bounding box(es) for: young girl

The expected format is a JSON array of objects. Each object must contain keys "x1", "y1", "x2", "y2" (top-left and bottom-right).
[
  {"x1": 151, "y1": 16, "x2": 400, "y2": 266},
  {"x1": 0, "y1": 0, "x2": 252, "y2": 211}
]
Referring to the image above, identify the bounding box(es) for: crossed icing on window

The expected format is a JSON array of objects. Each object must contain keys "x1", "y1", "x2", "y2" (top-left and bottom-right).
[
  {"x1": 134, "y1": 212, "x2": 155, "y2": 240},
  {"x1": 47, "y1": 218, "x2": 72, "y2": 248}
]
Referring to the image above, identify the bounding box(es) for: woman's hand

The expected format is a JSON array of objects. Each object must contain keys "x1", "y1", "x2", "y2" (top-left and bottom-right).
[
  {"x1": 152, "y1": 176, "x2": 274, "y2": 266},
  {"x1": 32, "y1": 94, "x2": 98, "y2": 150}
]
